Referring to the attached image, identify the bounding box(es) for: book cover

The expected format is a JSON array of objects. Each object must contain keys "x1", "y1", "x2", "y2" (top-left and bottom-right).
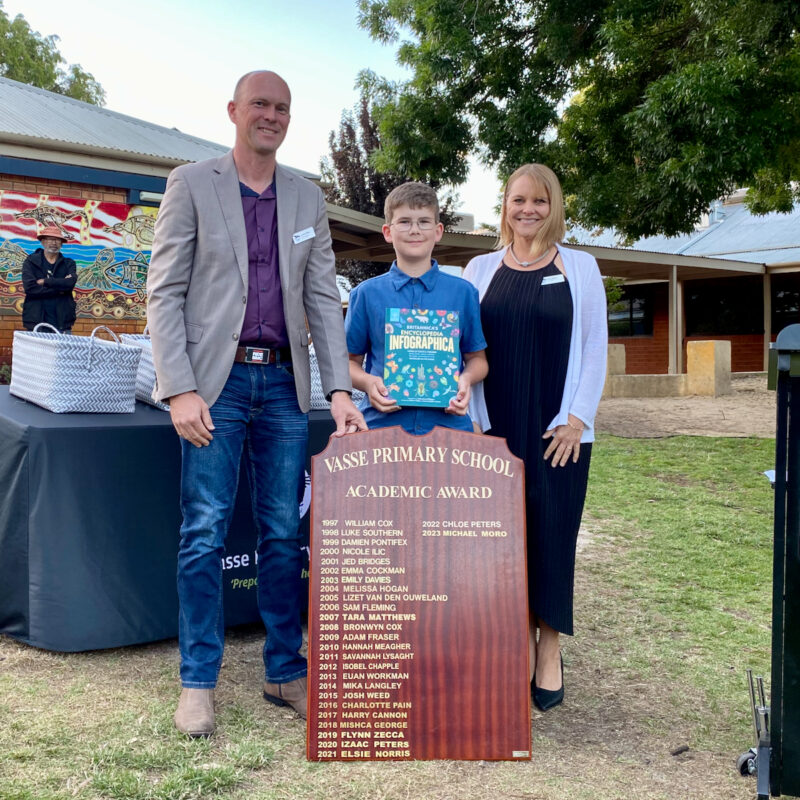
[{"x1": 384, "y1": 308, "x2": 461, "y2": 408}]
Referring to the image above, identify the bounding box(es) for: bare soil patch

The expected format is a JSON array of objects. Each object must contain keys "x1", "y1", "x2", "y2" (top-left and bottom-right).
[{"x1": 596, "y1": 374, "x2": 774, "y2": 439}]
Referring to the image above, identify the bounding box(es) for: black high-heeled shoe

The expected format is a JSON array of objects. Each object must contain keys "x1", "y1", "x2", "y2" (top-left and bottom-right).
[{"x1": 532, "y1": 654, "x2": 564, "y2": 712}]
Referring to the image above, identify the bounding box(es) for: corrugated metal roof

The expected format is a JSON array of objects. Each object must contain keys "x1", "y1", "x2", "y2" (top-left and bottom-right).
[
  {"x1": 0, "y1": 76, "x2": 231, "y2": 163},
  {"x1": 665, "y1": 203, "x2": 800, "y2": 262},
  {"x1": 730, "y1": 247, "x2": 800, "y2": 264},
  {"x1": 0, "y1": 76, "x2": 316, "y2": 179},
  {"x1": 569, "y1": 199, "x2": 800, "y2": 266}
]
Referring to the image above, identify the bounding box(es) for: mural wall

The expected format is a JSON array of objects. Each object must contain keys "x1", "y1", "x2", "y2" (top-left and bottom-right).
[{"x1": 0, "y1": 190, "x2": 154, "y2": 320}]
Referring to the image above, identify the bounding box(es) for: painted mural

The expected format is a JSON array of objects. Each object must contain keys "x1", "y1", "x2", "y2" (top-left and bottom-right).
[{"x1": 0, "y1": 191, "x2": 155, "y2": 319}]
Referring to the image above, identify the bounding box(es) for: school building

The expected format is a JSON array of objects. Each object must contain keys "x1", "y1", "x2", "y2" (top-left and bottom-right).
[{"x1": 572, "y1": 197, "x2": 800, "y2": 374}]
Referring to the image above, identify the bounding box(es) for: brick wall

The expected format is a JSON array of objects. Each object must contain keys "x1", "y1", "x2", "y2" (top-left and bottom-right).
[
  {"x1": 684, "y1": 333, "x2": 765, "y2": 372},
  {"x1": 72, "y1": 319, "x2": 145, "y2": 337},
  {"x1": 0, "y1": 174, "x2": 127, "y2": 203},
  {"x1": 0, "y1": 314, "x2": 24, "y2": 365},
  {"x1": 608, "y1": 283, "x2": 770, "y2": 374},
  {"x1": 609, "y1": 284, "x2": 670, "y2": 374}
]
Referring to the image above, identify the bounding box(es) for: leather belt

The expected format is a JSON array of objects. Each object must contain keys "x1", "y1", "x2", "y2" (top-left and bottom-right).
[{"x1": 234, "y1": 345, "x2": 291, "y2": 365}]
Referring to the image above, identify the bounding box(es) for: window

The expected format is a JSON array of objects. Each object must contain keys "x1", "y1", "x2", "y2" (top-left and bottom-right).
[
  {"x1": 608, "y1": 286, "x2": 654, "y2": 337},
  {"x1": 772, "y1": 273, "x2": 800, "y2": 335},
  {"x1": 684, "y1": 277, "x2": 763, "y2": 336}
]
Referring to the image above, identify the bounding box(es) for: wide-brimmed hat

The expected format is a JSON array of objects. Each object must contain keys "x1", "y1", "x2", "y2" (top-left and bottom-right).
[{"x1": 37, "y1": 225, "x2": 69, "y2": 242}]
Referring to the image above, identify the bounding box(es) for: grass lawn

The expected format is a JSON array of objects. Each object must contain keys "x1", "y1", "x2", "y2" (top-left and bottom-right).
[{"x1": 0, "y1": 434, "x2": 776, "y2": 800}]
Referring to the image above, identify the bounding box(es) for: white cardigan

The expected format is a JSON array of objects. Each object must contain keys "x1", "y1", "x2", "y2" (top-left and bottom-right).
[{"x1": 464, "y1": 244, "x2": 608, "y2": 443}]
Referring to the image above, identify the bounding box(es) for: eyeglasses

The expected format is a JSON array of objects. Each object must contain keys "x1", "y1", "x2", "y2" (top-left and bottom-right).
[{"x1": 390, "y1": 219, "x2": 436, "y2": 232}]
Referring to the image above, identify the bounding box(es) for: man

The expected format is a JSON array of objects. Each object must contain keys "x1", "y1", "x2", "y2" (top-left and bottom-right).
[
  {"x1": 21, "y1": 226, "x2": 77, "y2": 332},
  {"x1": 146, "y1": 70, "x2": 366, "y2": 737}
]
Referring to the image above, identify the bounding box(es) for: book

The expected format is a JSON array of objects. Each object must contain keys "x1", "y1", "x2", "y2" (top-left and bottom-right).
[{"x1": 384, "y1": 308, "x2": 461, "y2": 408}]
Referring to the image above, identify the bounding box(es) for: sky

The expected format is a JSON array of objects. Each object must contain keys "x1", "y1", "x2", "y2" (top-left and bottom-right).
[{"x1": 4, "y1": 0, "x2": 502, "y2": 226}]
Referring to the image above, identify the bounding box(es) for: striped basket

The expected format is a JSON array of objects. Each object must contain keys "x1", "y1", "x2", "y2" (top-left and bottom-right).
[
  {"x1": 10, "y1": 324, "x2": 141, "y2": 413},
  {"x1": 120, "y1": 328, "x2": 169, "y2": 411},
  {"x1": 309, "y1": 342, "x2": 365, "y2": 410}
]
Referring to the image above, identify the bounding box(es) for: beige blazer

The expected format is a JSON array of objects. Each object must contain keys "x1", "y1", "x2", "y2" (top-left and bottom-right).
[{"x1": 146, "y1": 152, "x2": 351, "y2": 412}]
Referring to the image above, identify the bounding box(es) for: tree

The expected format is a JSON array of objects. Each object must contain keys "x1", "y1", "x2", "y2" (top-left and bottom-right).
[
  {"x1": 321, "y1": 92, "x2": 457, "y2": 285},
  {"x1": 357, "y1": 0, "x2": 800, "y2": 240},
  {"x1": 322, "y1": 94, "x2": 403, "y2": 221},
  {"x1": 0, "y1": 2, "x2": 105, "y2": 105}
]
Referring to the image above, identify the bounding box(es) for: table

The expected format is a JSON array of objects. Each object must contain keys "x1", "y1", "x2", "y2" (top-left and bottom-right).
[{"x1": 0, "y1": 388, "x2": 335, "y2": 652}]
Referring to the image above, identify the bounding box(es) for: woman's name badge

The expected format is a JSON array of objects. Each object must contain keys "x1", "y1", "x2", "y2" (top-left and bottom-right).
[
  {"x1": 292, "y1": 227, "x2": 316, "y2": 244},
  {"x1": 542, "y1": 273, "x2": 565, "y2": 285}
]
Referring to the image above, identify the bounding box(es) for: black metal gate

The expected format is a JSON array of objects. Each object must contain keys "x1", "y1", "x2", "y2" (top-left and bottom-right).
[{"x1": 764, "y1": 324, "x2": 800, "y2": 798}]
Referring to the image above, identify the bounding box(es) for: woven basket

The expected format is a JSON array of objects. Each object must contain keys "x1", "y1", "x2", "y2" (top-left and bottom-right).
[
  {"x1": 309, "y1": 342, "x2": 365, "y2": 410},
  {"x1": 10, "y1": 324, "x2": 141, "y2": 413},
  {"x1": 120, "y1": 328, "x2": 169, "y2": 411}
]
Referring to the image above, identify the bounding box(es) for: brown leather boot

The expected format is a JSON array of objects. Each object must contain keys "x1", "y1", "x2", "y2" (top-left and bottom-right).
[
  {"x1": 263, "y1": 676, "x2": 307, "y2": 719},
  {"x1": 174, "y1": 688, "x2": 215, "y2": 737}
]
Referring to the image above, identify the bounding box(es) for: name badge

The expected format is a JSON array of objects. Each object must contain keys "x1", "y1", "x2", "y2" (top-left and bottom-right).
[
  {"x1": 292, "y1": 227, "x2": 315, "y2": 244},
  {"x1": 542, "y1": 273, "x2": 566, "y2": 285}
]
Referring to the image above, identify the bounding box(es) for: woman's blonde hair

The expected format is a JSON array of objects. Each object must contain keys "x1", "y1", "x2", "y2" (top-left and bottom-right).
[{"x1": 498, "y1": 164, "x2": 566, "y2": 250}]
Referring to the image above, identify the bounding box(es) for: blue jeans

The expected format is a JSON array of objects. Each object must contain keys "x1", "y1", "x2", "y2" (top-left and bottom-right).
[{"x1": 177, "y1": 361, "x2": 308, "y2": 688}]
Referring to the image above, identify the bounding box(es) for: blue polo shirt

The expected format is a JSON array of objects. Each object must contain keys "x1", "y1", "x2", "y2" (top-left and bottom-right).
[{"x1": 345, "y1": 260, "x2": 487, "y2": 435}]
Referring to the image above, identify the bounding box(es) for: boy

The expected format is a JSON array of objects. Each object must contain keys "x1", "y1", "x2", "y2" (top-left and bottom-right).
[{"x1": 346, "y1": 182, "x2": 488, "y2": 434}]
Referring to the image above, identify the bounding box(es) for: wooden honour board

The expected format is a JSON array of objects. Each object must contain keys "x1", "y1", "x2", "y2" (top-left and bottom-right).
[{"x1": 307, "y1": 426, "x2": 530, "y2": 761}]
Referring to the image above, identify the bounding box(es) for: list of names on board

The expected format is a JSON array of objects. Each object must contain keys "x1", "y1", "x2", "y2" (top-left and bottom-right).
[{"x1": 307, "y1": 426, "x2": 531, "y2": 761}]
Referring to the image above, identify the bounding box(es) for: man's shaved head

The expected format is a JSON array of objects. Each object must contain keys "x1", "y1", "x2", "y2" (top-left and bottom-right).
[{"x1": 233, "y1": 70, "x2": 291, "y2": 104}]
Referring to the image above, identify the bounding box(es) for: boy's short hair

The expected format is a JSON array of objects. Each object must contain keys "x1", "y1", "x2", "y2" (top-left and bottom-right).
[{"x1": 384, "y1": 182, "x2": 440, "y2": 224}]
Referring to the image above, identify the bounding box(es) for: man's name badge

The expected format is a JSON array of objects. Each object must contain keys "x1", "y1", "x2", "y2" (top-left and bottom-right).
[
  {"x1": 292, "y1": 227, "x2": 316, "y2": 244},
  {"x1": 542, "y1": 273, "x2": 566, "y2": 285}
]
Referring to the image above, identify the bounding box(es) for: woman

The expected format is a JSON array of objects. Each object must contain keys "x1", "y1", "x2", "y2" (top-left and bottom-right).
[{"x1": 464, "y1": 164, "x2": 607, "y2": 711}]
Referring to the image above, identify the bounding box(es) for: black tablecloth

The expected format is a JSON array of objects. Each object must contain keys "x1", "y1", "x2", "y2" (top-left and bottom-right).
[{"x1": 0, "y1": 388, "x2": 335, "y2": 651}]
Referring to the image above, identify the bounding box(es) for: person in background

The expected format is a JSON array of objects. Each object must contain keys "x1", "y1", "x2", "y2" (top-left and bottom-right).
[
  {"x1": 464, "y1": 163, "x2": 607, "y2": 712},
  {"x1": 21, "y1": 226, "x2": 77, "y2": 333}
]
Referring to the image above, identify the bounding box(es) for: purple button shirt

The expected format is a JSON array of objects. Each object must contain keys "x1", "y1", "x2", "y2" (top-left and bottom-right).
[{"x1": 239, "y1": 181, "x2": 289, "y2": 347}]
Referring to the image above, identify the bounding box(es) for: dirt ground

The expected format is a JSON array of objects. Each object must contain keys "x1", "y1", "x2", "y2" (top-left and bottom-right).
[
  {"x1": 596, "y1": 374, "x2": 774, "y2": 439},
  {"x1": 1, "y1": 377, "x2": 775, "y2": 800}
]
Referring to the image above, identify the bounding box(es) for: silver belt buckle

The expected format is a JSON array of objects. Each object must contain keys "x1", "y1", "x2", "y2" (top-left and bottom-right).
[{"x1": 245, "y1": 346, "x2": 269, "y2": 364}]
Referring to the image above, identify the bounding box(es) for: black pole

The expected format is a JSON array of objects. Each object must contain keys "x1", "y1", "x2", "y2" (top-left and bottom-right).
[{"x1": 770, "y1": 367, "x2": 788, "y2": 797}]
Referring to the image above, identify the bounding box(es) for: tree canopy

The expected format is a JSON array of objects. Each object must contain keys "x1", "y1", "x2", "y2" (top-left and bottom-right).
[
  {"x1": 357, "y1": 0, "x2": 800, "y2": 239},
  {"x1": 0, "y1": 2, "x2": 105, "y2": 105},
  {"x1": 321, "y1": 93, "x2": 457, "y2": 285}
]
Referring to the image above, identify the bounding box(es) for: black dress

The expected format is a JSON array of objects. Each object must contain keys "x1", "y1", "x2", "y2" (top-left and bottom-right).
[{"x1": 480, "y1": 257, "x2": 591, "y2": 635}]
